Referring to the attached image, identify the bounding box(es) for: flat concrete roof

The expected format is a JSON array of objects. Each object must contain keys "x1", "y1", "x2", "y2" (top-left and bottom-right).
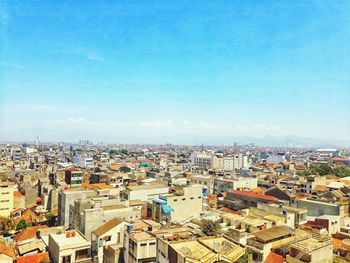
[{"x1": 50, "y1": 231, "x2": 90, "y2": 250}]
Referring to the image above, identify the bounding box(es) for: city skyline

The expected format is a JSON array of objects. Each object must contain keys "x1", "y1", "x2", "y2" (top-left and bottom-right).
[{"x1": 1, "y1": 1, "x2": 350, "y2": 143}]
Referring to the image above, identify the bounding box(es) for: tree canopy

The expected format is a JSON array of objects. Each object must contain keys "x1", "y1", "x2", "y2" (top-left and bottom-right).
[
  {"x1": 201, "y1": 219, "x2": 220, "y2": 236},
  {"x1": 297, "y1": 164, "x2": 350, "y2": 178}
]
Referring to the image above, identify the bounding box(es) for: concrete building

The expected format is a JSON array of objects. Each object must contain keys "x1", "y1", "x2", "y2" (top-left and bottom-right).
[
  {"x1": 70, "y1": 198, "x2": 141, "y2": 240},
  {"x1": 11, "y1": 147, "x2": 22, "y2": 160},
  {"x1": 299, "y1": 176, "x2": 327, "y2": 194},
  {"x1": 223, "y1": 154, "x2": 249, "y2": 171},
  {"x1": 213, "y1": 177, "x2": 257, "y2": 194},
  {"x1": 151, "y1": 185, "x2": 203, "y2": 224},
  {"x1": 58, "y1": 189, "x2": 94, "y2": 226},
  {"x1": 0, "y1": 182, "x2": 15, "y2": 217},
  {"x1": 72, "y1": 154, "x2": 94, "y2": 168},
  {"x1": 189, "y1": 175, "x2": 214, "y2": 194},
  {"x1": 266, "y1": 154, "x2": 286, "y2": 164},
  {"x1": 286, "y1": 231, "x2": 333, "y2": 263},
  {"x1": 157, "y1": 235, "x2": 245, "y2": 263},
  {"x1": 125, "y1": 183, "x2": 169, "y2": 202},
  {"x1": 91, "y1": 218, "x2": 127, "y2": 263},
  {"x1": 190, "y1": 152, "x2": 213, "y2": 169},
  {"x1": 297, "y1": 199, "x2": 346, "y2": 219},
  {"x1": 246, "y1": 225, "x2": 294, "y2": 262},
  {"x1": 65, "y1": 168, "x2": 83, "y2": 187},
  {"x1": 123, "y1": 228, "x2": 157, "y2": 263},
  {"x1": 48, "y1": 230, "x2": 91, "y2": 263}
]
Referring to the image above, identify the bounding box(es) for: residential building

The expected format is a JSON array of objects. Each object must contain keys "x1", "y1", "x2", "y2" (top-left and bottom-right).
[
  {"x1": 65, "y1": 168, "x2": 83, "y2": 187},
  {"x1": 286, "y1": 231, "x2": 333, "y2": 263},
  {"x1": 190, "y1": 152, "x2": 212, "y2": 169},
  {"x1": 125, "y1": 183, "x2": 169, "y2": 202},
  {"x1": 151, "y1": 184, "x2": 203, "y2": 223},
  {"x1": 91, "y1": 218, "x2": 127, "y2": 263},
  {"x1": 48, "y1": 230, "x2": 91, "y2": 263},
  {"x1": 213, "y1": 177, "x2": 257, "y2": 194},
  {"x1": 72, "y1": 154, "x2": 94, "y2": 168},
  {"x1": 0, "y1": 182, "x2": 15, "y2": 217},
  {"x1": 157, "y1": 235, "x2": 245, "y2": 263},
  {"x1": 58, "y1": 189, "x2": 94, "y2": 226},
  {"x1": 70, "y1": 198, "x2": 140, "y2": 240},
  {"x1": 123, "y1": 227, "x2": 157, "y2": 263},
  {"x1": 246, "y1": 225, "x2": 294, "y2": 262}
]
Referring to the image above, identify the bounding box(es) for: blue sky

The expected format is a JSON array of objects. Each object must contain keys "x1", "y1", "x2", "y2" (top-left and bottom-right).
[{"x1": 1, "y1": 1, "x2": 350, "y2": 143}]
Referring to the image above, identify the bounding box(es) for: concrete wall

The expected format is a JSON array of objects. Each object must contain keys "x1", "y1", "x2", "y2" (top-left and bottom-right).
[{"x1": 297, "y1": 199, "x2": 340, "y2": 217}]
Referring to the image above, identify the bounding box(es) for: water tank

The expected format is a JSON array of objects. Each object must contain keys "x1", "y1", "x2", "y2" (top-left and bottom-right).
[{"x1": 127, "y1": 224, "x2": 133, "y2": 233}]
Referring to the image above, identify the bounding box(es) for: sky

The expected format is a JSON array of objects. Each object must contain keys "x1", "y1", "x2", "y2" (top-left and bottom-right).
[{"x1": 1, "y1": 1, "x2": 350, "y2": 144}]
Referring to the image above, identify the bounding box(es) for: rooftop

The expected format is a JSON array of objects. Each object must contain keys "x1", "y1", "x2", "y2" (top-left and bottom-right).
[
  {"x1": 93, "y1": 218, "x2": 124, "y2": 237},
  {"x1": 49, "y1": 230, "x2": 90, "y2": 250},
  {"x1": 252, "y1": 226, "x2": 294, "y2": 242},
  {"x1": 232, "y1": 190, "x2": 280, "y2": 201}
]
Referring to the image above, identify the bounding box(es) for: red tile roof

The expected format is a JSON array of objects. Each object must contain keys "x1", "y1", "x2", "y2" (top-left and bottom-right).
[
  {"x1": 13, "y1": 225, "x2": 48, "y2": 243},
  {"x1": 66, "y1": 167, "x2": 80, "y2": 172},
  {"x1": 14, "y1": 210, "x2": 38, "y2": 224},
  {"x1": 14, "y1": 191, "x2": 24, "y2": 197},
  {"x1": 232, "y1": 190, "x2": 280, "y2": 201},
  {"x1": 16, "y1": 252, "x2": 49, "y2": 263},
  {"x1": 0, "y1": 244, "x2": 16, "y2": 259},
  {"x1": 264, "y1": 251, "x2": 284, "y2": 263}
]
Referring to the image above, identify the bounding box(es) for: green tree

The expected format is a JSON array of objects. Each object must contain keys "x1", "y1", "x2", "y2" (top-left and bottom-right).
[
  {"x1": 16, "y1": 218, "x2": 27, "y2": 230},
  {"x1": 201, "y1": 219, "x2": 220, "y2": 236},
  {"x1": 0, "y1": 216, "x2": 14, "y2": 233},
  {"x1": 333, "y1": 167, "x2": 350, "y2": 178},
  {"x1": 236, "y1": 253, "x2": 250, "y2": 263}
]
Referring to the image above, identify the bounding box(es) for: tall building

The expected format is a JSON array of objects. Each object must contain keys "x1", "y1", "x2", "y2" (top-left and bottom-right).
[
  {"x1": 65, "y1": 168, "x2": 83, "y2": 187},
  {"x1": 0, "y1": 182, "x2": 15, "y2": 217}
]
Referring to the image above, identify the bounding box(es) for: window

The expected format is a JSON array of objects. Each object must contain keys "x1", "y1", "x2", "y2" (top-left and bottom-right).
[
  {"x1": 182, "y1": 198, "x2": 186, "y2": 201},
  {"x1": 75, "y1": 249, "x2": 88, "y2": 260},
  {"x1": 62, "y1": 255, "x2": 71, "y2": 263},
  {"x1": 173, "y1": 199, "x2": 177, "y2": 202},
  {"x1": 150, "y1": 242, "x2": 156, "y2": 245},
  {"x1": 198, "y1": 196, "x2": 202, "y2": 199},
  {"x1": 190, "y1": 197, "x2": 194, "y2": 200},
  {"x1": 141, "y1": 243, "x2": 147, "y2": 246}
]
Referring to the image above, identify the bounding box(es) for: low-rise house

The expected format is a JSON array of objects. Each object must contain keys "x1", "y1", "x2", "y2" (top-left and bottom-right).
[
  {"x1": 286, "y1": 231, "x2": 333, "y2": 263},
  {"x1": 222, "y1": 190, "x2": 281, "y2": 210},
  {"x1": 91, "y1": 218, "x2": 127, "y2": 263},
  {"x1": 123, "y1": 227, "x2": 157, "y2": 263},
  {"x1": 125, "y1": 183, "x2": 169, "y2": 202},
  {"x1": 157, "y1": 235, "x2": 245, "y2": 263},
  {"x1": 246, "y1": 225, "x2": 294, "y2": 262},
  {"x1": 14, "y1": 225, "x2": 48, "y2": 256},
  {"x1": 48, "y1": 230, "x2": 91, "y2": 263},
  {"x1": 150, "y1": 185, "x2": 203, "y2": 224}
]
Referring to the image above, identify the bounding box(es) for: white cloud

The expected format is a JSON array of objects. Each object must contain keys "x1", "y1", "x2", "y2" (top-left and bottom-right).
[{"x1": 87, "y1": 54, "x2": 103, "y2": 61}]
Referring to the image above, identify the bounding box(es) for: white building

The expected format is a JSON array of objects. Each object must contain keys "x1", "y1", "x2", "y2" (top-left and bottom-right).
[
  {"x1": 72, "y1": 154, "x2": 94, "y2": 168},
  {"x1": 224, "y1": 154, "x2": 249, "y2": 171},
  {"x1": 11, "y1": 147, "x2": 22, "y2": 161},
  {"x1": 48, "y1": 230, "x2": 91, "y2": 263},
  {"x1": 91, "y1": 218, "x2": 127, "y2": 263},
  {"x1": 266, "y1": 154, "x2": 286, "y2": 164},
  {"x1": 0, "y1": 182, "x2": 15, "y2": 217},
  {"x1": 125, "y1": 183, "x2": 169, "y2": 202},
  {"x1": 190, "y1": 152, "x2": 213, "y2": 169},
  {"x1": 213, "y1": 177, "x2": 257, "y2": 194}
]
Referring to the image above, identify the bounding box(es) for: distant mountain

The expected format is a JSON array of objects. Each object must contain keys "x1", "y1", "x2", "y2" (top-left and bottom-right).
[
  {"x1": 169, "y1": 135, "x2": 350, "y2": 148},
  {"x1": 233, "y1": 135, "x2": 350, "y2": 148}
]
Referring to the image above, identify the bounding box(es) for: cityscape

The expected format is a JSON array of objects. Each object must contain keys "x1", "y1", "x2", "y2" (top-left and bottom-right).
[{"x1": 1, "y1": 1, "x2": 350, "y2": 263}]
